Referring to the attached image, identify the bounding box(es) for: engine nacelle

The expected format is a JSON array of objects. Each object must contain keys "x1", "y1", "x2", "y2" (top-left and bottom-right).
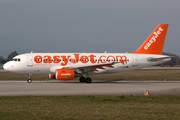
[
  {"x1": 55, "y1": 69, "x2": 75, "y2": 80},
  {"x1": 49, "y1": 74, "x2": 56, "y2": 79}
]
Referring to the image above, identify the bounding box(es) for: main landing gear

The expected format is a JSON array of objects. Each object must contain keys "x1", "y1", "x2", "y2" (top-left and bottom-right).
[
  {"x1": 27, "y1": 73, "x2": 32, "y2": 83},
  {"x1": 79, "y1": 76, "x2": 92, "y2": 83}
]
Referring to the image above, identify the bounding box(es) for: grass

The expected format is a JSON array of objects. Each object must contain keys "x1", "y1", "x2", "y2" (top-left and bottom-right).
[
  {"x1": 0, "y1": 95, "x2": 180, "y2": 120},
  {"x1": 0, "y1": 72, "x2": 48, "y2": 81},
  {"x1": 1, "y1": 69, "x2": 180, "y2": 81},
  {"x1": 1, "y1": 69, "x2": 180, "y2": 119},
  {"x1": 91, "y1": 69, "x2": 180, "y2": 81}
]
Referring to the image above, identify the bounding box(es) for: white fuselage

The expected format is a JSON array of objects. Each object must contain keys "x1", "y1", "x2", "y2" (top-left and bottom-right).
[{"x1": 3, "y1": 53, "x2": 170, "y2": 75}]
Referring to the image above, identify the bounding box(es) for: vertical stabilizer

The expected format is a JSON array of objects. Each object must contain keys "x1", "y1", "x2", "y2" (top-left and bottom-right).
[{"x1": 132, "y1": 24, "x2": 168, "y2": 55}]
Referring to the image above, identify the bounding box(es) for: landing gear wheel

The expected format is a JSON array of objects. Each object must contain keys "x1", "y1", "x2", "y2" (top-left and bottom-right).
[
  {"x1": 27, "y1": 73, "x2": 32, "y2": 83},
  {"x1": 86, "y1": 78, "x2": 92, "y2": 83},
  {"x1": 79, "y1": 77, "x2": 86, "y2": 82},
  {"x1": 27, "y1": 79, "x2": 32, "y2": 83}
]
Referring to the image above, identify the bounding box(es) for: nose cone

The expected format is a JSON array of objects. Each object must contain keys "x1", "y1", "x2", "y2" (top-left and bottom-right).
[
  {"x1": 3, "y1": 62, "x2": 21, "y2": 73},
  {"x1": 3, "y1": 63, "x2": 10, "y2": 71},
  {"x1": 3, "y1": 63, "x2": 7, "y2": 70}
]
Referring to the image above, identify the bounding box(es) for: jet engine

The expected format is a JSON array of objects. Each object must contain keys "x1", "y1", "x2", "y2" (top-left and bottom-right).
[
  {"x1": 49, "y1": 69, "x2": 75, "y2": 80},
  {"x1": 49, "y1": 74, "x2": 56, "y2": 79}
]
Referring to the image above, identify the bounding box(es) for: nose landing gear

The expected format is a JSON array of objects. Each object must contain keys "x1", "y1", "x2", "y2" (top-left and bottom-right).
[
  {"x1": 27, "y1": 73, "x2": 32, "y2": 83},
  {"x1": 27, "y1": 79, "x2": 32, "y2": 83}
]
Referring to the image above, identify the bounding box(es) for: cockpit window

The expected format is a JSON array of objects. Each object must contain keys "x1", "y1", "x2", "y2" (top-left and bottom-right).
[{"x1": 11, "y1": 58, "x2": 21, "y2": 62}]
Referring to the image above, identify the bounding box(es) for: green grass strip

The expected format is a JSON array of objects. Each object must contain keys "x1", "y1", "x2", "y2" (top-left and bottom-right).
[{"x1": 0, "y1": 95, "x2": 180, "y2": 120}]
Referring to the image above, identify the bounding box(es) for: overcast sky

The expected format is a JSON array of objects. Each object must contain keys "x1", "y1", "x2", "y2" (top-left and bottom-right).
[{"x1": 0, "y1": 0, "x2": 180, "y2": 58}]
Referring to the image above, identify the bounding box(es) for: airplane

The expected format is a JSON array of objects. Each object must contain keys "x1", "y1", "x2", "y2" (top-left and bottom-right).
[{"x1": 3, "y1": 24, "x2": 171, "y2": 83}]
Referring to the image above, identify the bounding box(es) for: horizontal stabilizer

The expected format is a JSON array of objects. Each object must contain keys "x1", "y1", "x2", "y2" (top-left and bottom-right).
[{"x1": 147, "y1": 56, "x2": 173, "y2": 62}]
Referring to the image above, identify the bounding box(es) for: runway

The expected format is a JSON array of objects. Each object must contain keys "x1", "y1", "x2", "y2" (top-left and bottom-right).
[{"x1": 1, "y1": 80, "x2": 180, "y2": 96}]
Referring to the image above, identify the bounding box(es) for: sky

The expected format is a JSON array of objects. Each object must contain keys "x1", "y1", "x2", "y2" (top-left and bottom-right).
[{"x1": 0, "y1": 0, "x2": 180, "y2": 58}]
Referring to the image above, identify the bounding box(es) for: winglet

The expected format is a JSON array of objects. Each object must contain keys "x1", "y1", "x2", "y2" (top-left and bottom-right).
[{"x1": 132, "y1": 24, "x2": 169, "y2": 55}]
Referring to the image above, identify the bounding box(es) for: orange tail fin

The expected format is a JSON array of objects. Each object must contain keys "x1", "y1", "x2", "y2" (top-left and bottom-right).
[{"x1": 132, "y1": 24, "x2": 169, "y2": 55}]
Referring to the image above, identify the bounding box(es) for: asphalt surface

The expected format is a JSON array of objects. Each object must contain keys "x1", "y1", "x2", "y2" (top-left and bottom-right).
[{"x1": 0, "y1": 80, "x2": 180, "y2": 96}]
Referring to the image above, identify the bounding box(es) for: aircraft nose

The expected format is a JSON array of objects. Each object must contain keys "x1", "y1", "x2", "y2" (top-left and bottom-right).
[{"x1": 3, "y1": 63, "x2": 10, "y2": 71}]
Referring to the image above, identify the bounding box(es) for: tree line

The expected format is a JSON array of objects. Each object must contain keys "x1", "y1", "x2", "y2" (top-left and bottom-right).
[
  {"x1": 160, "y1": 52, "x2": 180, "y2": 67},
  {"x1": 0, "y1": 51, "x2": 18, "y2": 64},
  {"x1": 0, "y1": 51, "x2": 180, "y2": 67}
]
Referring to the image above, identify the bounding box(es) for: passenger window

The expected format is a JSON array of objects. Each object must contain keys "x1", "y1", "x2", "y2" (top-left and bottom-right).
[{"x1": 18, "y1": 58, "x2": 20, "y2": 62}]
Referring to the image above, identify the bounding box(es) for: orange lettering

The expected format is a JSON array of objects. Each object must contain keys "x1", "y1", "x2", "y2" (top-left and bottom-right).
[
  {"x1": 99, "y1": 55, "x2": 106, "y2": 63},
  {"x1": 121, "y1": 56, "x2": 127, "y2": 65},
  {"x1": 89, "y1": 54, "x2": 96, "y2": 63},
  {"x1": 35, "y1": 54, "x2": 128, "y2": 66},
  {"x1": 116, "y1": 56, "x2": 127, "y2": 65},
  {"x1": 43, "y1": 55, "x2": 52, "y2": 63},
  {"x1": 70, "y1": 54, "x2": 79, "y2": 63},
  {"x1": 34, "y1": 55, "x2": 42, "y2": 63},
  {"x1": 53, "y1": 55, "x2": 60, "y2": 63},
  {"x1": 116, "y1": 56, "x2": 122, "y2": 62},
  {"x1": 80, "y1": 55, "x2": 89, "y2": 63},
  {"x1": 107, "y1": 56, "x2": 115, "y2": 62},
  {"x1": 61, "y1": 56, "x2": 71, "y2": 66}
]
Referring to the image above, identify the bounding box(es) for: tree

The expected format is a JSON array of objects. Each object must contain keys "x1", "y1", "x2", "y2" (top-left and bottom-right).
[
  {"x1": 158, "y1": 52, "x2": 180, "y2": 67},
  {"x1": 6, "y1": 51, "x2": 18, "y2": 62},
  {"x1": 0, "y1": 55, "x2": 6, "y2": 64}
]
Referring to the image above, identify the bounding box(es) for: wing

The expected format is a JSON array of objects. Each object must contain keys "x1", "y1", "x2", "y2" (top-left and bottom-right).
[{"x1": 50, "y1": 62, "x2": 119, "y2": 74}]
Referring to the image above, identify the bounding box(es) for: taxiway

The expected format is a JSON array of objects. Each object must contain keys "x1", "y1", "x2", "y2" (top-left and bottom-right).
[{"x1": 0, "y1": 80, "x2": 180, "y2": 96}]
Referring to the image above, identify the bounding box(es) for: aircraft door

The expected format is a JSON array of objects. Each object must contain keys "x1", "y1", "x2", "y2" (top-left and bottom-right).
[
  {"x1": 27, "y1": 55, "x2": 33, "y2": 66},
  {"x1": 132, "y1": 55, "x2": 138, "y2": 66}
]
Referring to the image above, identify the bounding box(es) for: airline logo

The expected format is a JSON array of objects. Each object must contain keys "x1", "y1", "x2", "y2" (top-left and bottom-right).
[
  {"x1": 144, "y1": 27, "x2": 163, "y2": 50},
  {"x1": 61, "y1": 73, "x2": 71, "y2": 76},
  {"x1": 34, "y1": 54, "x2": 128, "y2": 66}
]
